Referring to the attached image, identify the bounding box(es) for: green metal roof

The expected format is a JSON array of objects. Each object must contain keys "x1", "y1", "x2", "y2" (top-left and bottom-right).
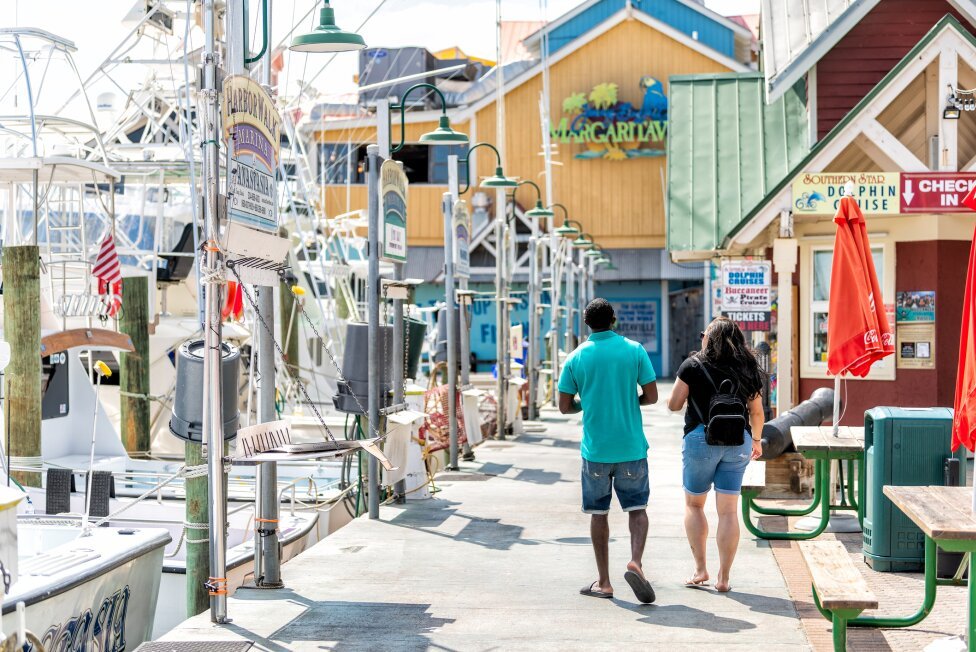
[
  {"x1": 723, "y1": 13, "x2": 974, "y2": 247},
  {"x1": 666, "y1": 72, "x2": 809, "y2": 254}
]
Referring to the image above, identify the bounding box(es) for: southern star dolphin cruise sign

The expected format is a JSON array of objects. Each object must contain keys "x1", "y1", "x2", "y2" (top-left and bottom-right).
[{"x1": 222, "y1": 75, "x2": 282, "y2": 232}]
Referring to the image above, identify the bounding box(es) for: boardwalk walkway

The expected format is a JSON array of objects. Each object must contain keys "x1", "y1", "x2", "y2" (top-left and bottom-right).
[{"x1": 162, "y1": 382, "x2": 808, "y2": 650}]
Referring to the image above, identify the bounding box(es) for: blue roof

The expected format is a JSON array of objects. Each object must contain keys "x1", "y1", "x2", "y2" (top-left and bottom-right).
[{"x1": 540, "y1": 0, "x2": 737, "y2": 59}]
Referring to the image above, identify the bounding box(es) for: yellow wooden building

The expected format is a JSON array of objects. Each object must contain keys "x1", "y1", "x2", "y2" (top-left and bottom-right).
[{"x1": 301, "y1": 0, "x2": 754, "y2": 374}]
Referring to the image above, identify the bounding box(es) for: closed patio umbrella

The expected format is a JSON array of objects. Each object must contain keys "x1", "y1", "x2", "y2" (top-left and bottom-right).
[
  {"x1": 955, "y1": 190, "x2": 976, "y2": 455},
  {"x1": 827, "y1": 195, "x2": 891, "y2": 382}
]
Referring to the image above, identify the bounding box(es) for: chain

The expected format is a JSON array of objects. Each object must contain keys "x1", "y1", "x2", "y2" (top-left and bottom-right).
[
  {"x1": 288, "y1": 282, "x2": 384, "y2": 439},
  {"x1": 228, "y1": 265, "x2": 339, "y2": 444}
]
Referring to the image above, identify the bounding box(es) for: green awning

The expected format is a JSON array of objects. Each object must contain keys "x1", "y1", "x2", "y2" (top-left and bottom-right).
[{"x1": 666, "y1": 73, "x2": 809, "y2": 254}]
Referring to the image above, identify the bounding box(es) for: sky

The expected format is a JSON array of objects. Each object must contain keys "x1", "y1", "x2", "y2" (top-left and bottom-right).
[{"x1": 6, "y1": 0, "x2": 760, "y2": 112}]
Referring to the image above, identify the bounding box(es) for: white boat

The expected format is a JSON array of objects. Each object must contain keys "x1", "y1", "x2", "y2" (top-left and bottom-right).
[{"x1": 0, "y1": 490, "x2": 169, "y2": 651}]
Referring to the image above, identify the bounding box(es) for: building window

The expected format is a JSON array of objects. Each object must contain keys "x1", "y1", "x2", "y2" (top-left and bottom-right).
[
  {"x1": 316, "y1": 143, "x2": 467, "y2": 185},
  {"x1": 802, "y1": 242, "x2": 894, "y2": 380},
  {"x1": 318, "y1": 143, "x2": 366, "y2": 184}
]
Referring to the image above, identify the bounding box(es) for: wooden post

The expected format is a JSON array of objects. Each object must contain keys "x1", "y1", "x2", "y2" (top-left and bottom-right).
[
  {"x1": 119, "y1": 276, "x2": 150, "y2": 455},
  {"x1": 3, "y1": 246, "x2": 41, "y2": 487},
  {"x1": 184, "y1": 441, "x2": 209, "y2": 616}
]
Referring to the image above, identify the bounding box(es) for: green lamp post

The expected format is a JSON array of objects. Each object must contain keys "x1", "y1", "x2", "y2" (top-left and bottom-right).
[
  {"x1": 458, "y1": 142, "x2": 518, "y2": 193},
  {"x1": 550, "y1": 204, "x2": 580, "y2": 237},
  {"x1": 572, "y1": 232, "x2": 594, "y2": 248},
  {"x1": 510, "y1": 180, "x2": 554, "y2": 219},
  {"x1": 585, "y1": 244, "x2": 605, "y2": 258},
  {"x1": 290, "y1": 1, "x2": 366, "y2": 52},
  {"x1": 389, "y1": 83, "x2": 468, "y2": 153}
]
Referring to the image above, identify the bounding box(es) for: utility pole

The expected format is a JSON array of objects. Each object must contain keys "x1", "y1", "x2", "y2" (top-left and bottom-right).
[
  {"x1": 201, "y1": 0, "x2": 228, "y2": 623},
  {"x1": 252, "y1": 0, "x2": 282, "y2": 589},
  {"x1": 366, "y1": 144, "x2": 381, "y2": 519},
  {"x1": 494, "y1": 188, "x2": 507, "y2": 439},
  {"x1": 447, "y1": 156, "x2": 472, "y2": 462},
  {"x1": 375, "y1": 99, "x2": 409, "y2": 502},
  {"x1": 578, "y1": 251, "x2": 587, "y2": 338},
  {"x1": 442, "y1": 191, "x2": 459, "y2": 470}
]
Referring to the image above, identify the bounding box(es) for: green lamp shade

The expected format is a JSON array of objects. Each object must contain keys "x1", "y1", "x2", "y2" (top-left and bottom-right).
[
  {"x1": 595, "y1": 257, "x2": 611, "y2": 265},
  {"x1": 585, "y1": 248, "x2": 602, "y2": 257},
  {"x1": 572, "y1": 236, "x2": 593, "y2": 248},
  {"x1": 290, "y1": 3, "x2": 366, "y2": 52},
  {"x1": 420, "y1": 115, "x2": 469, "y2": 145},
  {"x1": 525, "y1": 200, "x2": 555, "y2": 219},
  {"x1": 554, "y1": 222, "x2": 579, "y2": 237},
  {"x1": 480, "y1": 166, "x2": 519, "y2": 188}
]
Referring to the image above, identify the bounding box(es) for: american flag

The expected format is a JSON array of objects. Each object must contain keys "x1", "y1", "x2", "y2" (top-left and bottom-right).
[{"x1": 93, "y1": 232, "x2": 122, "y2": 285}]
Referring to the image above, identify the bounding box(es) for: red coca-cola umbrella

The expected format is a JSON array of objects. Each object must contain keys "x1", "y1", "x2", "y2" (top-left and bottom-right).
[
  {"x1": 827, "y1": 195, "x2": 891, "y2": 379},
  {"x1": 953, "y1": 189, "x2": 976, "y2": 453}
]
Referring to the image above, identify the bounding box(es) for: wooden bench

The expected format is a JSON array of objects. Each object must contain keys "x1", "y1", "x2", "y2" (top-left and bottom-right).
[
  {"x1": 799, "y1": 540, "x2": 878, "y2": 651},
  {"x1": 740, "y1": 460, "x2": 766, "y2": 498}
]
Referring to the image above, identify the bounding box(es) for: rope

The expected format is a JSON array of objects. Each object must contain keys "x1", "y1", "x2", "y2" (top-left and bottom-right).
[
  {"x1": 90, "y1": 463, "x2": 218, "y2": 528},
  {"x1": 119, "y1": 390, "x2": 170, "y2": 403}
]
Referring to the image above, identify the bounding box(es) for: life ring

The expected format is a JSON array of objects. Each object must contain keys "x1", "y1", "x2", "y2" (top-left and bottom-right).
[{"x1": 97, "y1": 278, "x2": 122, "y2": 318}]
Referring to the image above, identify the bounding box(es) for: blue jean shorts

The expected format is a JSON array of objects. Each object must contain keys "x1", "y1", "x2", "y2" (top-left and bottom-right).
[
  {"x1": 682, "y1": 425, "x2": 752, "y2": 495},
  {"x1": 581, "y1": 458, "x2": 649, "y2": 514}
]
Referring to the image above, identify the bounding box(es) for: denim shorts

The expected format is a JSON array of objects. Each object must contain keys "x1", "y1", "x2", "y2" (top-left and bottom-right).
[
  {"x1": 581, "y1": 458, "x2": 649, "y2": 514},
  {"x1": 682, "y1": 425, "x2": 752, "y2": 495}
]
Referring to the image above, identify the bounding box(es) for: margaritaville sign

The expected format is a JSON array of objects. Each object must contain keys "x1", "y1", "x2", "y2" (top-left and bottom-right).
[{"x1": 550, "y1": 76, "x2": 668, "y2": 160}]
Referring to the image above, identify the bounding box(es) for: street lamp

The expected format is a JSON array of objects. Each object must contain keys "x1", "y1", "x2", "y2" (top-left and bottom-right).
[
  {"x1": 572, "y1": 232, "x2": 594, "y2": 248},
  {"x1": 390, "y1": 83, "x2": 468, "y2": 153},
  {"x1": 550, "y1": 205, "x2": 580, "y2": 237},
  {"x1": 459, "y1": 142, "x2": 518, "y2": 193},
  {"x1": 585, "y1": 244, "x2": 605, "y2": 258},
  {"x1": 290, "y1": 1, "x2": 366, "y2": 52},
  {"x1": 509, "y1": 180, "x2": 554, "y2": 219}
]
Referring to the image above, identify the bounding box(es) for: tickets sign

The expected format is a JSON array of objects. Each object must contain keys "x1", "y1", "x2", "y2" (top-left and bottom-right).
[
  {"x1": 900, "y1": 173, "x2": 976, "y2": 213},
  {"x1": 792, "y1": 172, "x2": 899, "y2": 216},
  {"x1": 725, "y1": 310, "x2": 770, "y2": 332},
  {"x1": 222, "y1": 75, "x2": 281, "y2": 232},
  {"x1": 721, "y1": 260, "x2": 771, "y2": 312},
  {"x1": 380, "y1": 160, "x2": 408, "y2": 263}
]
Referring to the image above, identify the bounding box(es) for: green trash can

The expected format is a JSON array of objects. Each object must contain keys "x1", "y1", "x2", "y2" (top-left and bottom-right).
[{"x1": 863, "y1": 407, "x2": 964, "y2": 571}]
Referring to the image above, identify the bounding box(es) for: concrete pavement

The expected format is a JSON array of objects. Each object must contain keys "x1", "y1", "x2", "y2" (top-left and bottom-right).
[{"x1": 162, "y1": 381, "x2": 809, "y2": 650}]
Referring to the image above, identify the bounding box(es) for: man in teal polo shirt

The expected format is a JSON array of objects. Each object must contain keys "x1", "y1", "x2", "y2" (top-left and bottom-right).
[{"x1": 559, "y1": 298, "x2": 658, "y2": 604}]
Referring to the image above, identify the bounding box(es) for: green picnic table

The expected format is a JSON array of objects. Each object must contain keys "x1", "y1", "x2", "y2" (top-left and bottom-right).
[
  {"x1": 810, "y1": 485, "x2": 975, "y2": 648},
  {"x1": 742, "y1": 426, "x2": 864, "y2": 540}
]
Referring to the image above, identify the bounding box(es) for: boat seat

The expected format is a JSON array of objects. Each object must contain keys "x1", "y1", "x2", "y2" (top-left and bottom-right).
[
  {"x1": 45, "y1": 467, "x2": 74, "y2": 515},
  {"x1": 86, "y1": 470, "x2": 115, "y2": 519},
  {"x1": 156, "y1": 223, "x2": 198, "y2": 284}
]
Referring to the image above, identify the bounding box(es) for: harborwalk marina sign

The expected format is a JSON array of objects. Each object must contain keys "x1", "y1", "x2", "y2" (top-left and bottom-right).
[{"x1": 222, "y1": 75, "x2": 281, "y2": 232}]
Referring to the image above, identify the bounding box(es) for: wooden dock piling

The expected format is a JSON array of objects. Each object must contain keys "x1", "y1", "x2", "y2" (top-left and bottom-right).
[
  {"x1": 3, "y1": 246, "x2": 41, "y2": 487},
  {"x1": 120, "y1": 276, "x2": 150, "y2": 455},
  {"x1": 185, "y1": 441, "x2": 210, "y2": 616}
]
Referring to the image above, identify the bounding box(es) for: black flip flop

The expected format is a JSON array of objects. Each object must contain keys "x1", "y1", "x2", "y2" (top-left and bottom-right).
[
  {"x1": 624, "y1": 570, "x2": 656, "y2": 604},
  {"x1": 579, "y1": 581, "x2": 613, "y2": 599}
]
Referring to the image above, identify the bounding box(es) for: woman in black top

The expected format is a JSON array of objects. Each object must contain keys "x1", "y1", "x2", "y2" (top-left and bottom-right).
[{"x1": 667, "y1": 317, "x2": 765, "y2": 592}]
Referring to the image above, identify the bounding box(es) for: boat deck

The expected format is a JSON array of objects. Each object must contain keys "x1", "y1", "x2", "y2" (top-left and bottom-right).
[{"x1": 160, "y1": 393, "x2": 808, "y2": 650}]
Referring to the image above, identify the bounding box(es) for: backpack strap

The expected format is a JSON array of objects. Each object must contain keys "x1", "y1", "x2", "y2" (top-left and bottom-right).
[{"x1": 686, "y1": 356, "x2": 712, "y2": 426}]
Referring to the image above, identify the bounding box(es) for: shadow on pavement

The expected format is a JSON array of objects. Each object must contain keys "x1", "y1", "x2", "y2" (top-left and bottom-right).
[
  {"x1": 222, "y1": 593, "x2": 458, "y2": 652},
  {"x1": 388, "y1": 500, "x2": 539, "y2": 550},
  {"x1": 618, "y1": 602, "x2": 758, "y2": 632}
]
